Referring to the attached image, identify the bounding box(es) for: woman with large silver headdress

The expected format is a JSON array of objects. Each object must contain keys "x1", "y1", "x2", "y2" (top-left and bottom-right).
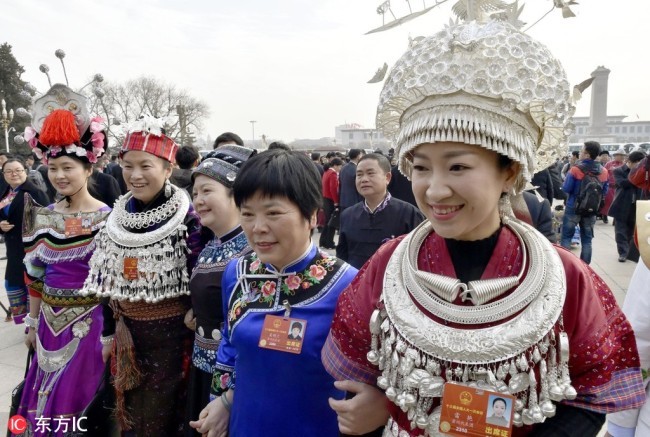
[
  {"x1": 322, "y1": 3, "x2": 646, "y2": 436},
  {"x1": 14, "y1": 79, "x2": 111, "y2": 436}
]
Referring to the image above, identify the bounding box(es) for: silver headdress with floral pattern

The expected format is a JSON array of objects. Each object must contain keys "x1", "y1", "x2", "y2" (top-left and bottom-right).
[{"x1": 378, "y1": 12, "x2": 575, "y2": 193}]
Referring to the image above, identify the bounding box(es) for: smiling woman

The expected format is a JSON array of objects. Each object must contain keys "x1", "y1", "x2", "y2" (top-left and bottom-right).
[
  {"x1": 321, "y1": 9, "x2": 646, "y2": 437},
  {"x1": 184, "y1": 145, "x2": 255, "y2": 429},
  {"x1": 0, "y1": 158, "x2": 48, "y2": 324},
  {"x1": 80, "y1": 125, "x2": 204, "y2": 435},
  {"x1": 13, "y1": 82, "x2": 111, "y2": 436},
  {"x1": 190, "y1": 149, "x2": 358, "y2": 437}
]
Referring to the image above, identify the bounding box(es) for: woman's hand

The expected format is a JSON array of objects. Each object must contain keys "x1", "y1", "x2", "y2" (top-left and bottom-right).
[
  {"x1": 101, "y1": 343, "x2": 113, "y2": 363},
  {"x1": 184, "y1": 308, "x2": 196, "y2": 331},
  {"x1": 0, "y1": 220, "x2": 14, "y2": 232},
  {"x1": 24, "y1": 328, "x2": 36, "y2": 349},
  {"x1": 328, "y1": 380, "x2": 390, "y2": 435},
  {"x1": 189, "y1": 394, "x2": 231, "y2": 437}
]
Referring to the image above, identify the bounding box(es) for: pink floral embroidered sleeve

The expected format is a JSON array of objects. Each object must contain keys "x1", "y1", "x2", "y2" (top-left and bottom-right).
[{"x1": 210, "y1": 260, "x2": 239, "y2": 400}]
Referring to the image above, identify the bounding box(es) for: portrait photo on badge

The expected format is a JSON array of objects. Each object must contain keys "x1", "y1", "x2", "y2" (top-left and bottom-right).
[
  {"x1": 287, "y1": 321, "x2": 304, "y2": 340},
  {"x1": 485, "y1": 395, "x2": 512, "y2": 428}
]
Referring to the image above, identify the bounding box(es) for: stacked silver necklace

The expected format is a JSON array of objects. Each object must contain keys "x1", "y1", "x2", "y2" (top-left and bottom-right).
[
  {"x1": 367, "y1": 217, "x2": 576, "y2": 436},
  {"x1": 80, "y1": 187, "x2": 191, "y2": 303}
]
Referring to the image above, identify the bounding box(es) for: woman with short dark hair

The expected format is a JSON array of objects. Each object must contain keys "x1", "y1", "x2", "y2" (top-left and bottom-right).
[
  {"x1": 190, "y1": 149, "x2": 358, "y2": 437},
  {"x1": 0, "y1": 157, "x2": 48, "y2": 322}
]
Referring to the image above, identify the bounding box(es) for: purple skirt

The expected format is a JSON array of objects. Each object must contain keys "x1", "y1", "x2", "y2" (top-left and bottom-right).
[{"x1": 16, "y1": 305, "x2": 104, "y2": 437}]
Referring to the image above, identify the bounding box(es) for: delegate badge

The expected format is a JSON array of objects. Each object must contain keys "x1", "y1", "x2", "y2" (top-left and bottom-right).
[
  {"x1": 123, "y1": 258, "x2": 139, "y2": 280},
  {"x1": 259, "y1": 314, "x2": 307, "y2": 354},
  {"x1": 64, "y1": 217, "x2": 92, "y2": 237},
  {"x1": 439, "y1": 382, "x2": 515, "y2": 437}
]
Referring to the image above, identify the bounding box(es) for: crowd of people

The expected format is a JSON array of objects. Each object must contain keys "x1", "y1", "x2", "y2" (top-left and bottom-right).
[{"x1": 2, "y1": 6, "x2": 650, "y2": 437}]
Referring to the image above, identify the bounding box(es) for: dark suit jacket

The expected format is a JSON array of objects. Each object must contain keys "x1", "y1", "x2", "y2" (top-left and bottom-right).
[
  {"x1": 387, "y1": 165, "x2": 417, "y2": 206},
  {"x1": 107, "y1": 164, "x2": 128, "y2": 194},
  {"x1": 339, "y1": 162, "x2": 362, "y2": 209},
  {"x1": 89, "y1": 169, "x2": 122, "y2": 208},
  {"x1": 609, "y1": 165, "x2": 640, "y2": 221},
  {"x1": 337, "y1": 197, "x2": 424, "y2": 268},
  {"x1": 0, "y1": 180, "x2": 49, "y2": 285}
]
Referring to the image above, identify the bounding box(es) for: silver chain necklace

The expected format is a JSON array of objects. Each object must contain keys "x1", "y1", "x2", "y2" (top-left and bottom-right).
[
  {"x1": 112, "y1": 188, "x2": 185, "y2": 229},
  {"x1": 403, "y1": 217, "x2": 549, "y2": 325}
]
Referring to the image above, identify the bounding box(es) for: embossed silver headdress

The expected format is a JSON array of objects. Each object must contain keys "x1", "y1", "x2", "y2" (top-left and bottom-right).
[{"x1": 378, "y1": 18, "x2": 575, "y2": 192}]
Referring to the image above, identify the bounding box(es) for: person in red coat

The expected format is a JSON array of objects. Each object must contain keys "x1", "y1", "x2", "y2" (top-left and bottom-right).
[{"x1": 319, "y1": 157, "x2": 343, "y2": 249}]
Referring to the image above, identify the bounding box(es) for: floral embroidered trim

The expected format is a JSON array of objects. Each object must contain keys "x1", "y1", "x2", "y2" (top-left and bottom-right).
[{"x1": 230, "y1": 252, "x2": 337, "y2": 322}]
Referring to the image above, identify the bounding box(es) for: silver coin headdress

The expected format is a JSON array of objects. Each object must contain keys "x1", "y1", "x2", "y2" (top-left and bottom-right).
[{"x1": 377, "y1": 11, "x2": 575, "y2": 193}]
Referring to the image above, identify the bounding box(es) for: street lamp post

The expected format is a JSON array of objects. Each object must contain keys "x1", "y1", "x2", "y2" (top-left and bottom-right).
[
  {"x1": 1, "y1": 99, "x2": 15, "y2": 153},
  {"x1": 249, "y1": 120, "x2": 256, "y2": 145}
]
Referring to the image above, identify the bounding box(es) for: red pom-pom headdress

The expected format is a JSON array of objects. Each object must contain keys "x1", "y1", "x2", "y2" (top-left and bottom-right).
[{"x1": 26, "y1": 83, "x2": 107, "y2": 165}]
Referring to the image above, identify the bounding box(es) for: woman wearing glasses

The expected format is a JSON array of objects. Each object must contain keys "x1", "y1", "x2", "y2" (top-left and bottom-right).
[{"x1": 0, "y1": 157, "x2": 48, "y2": 323}]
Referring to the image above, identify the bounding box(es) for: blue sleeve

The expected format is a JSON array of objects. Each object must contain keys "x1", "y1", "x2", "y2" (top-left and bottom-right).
[
  {"x1": 210, "y1": 258, "x2": 240, "y2": 400},
  {"x1": 562, "y1": 171, "x2": 576, "y2": 195}
]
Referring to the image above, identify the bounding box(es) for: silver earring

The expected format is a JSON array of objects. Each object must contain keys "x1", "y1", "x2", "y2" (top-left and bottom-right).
[
  {"x1": 499, "y1": 194, "x2": 514, "y2": 221},
  {"x1": 164, "y1": 179, "x2": 172, "y2": 197}
]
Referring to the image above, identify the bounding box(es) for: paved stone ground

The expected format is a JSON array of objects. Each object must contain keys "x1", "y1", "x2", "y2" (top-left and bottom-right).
[{"x1": 0, "y1": 218, "x2": 635, "y2": 433}]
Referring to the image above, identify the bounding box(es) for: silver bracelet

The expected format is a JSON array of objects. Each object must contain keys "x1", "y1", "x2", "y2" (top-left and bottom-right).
[
  {"x1": 220, "y1": 393, "x2": 232, "y2": 412},
  {"x1": 24, "y1": 314, "x2": 39, "y2": 329},
  {"x1": 100, "y1": 335, "x2": 115, "y2": 346}
]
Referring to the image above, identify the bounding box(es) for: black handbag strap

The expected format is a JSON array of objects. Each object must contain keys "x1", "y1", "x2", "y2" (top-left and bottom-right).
[{"x1": 24, "y1": 347, "x2": 35, "y2": 378}]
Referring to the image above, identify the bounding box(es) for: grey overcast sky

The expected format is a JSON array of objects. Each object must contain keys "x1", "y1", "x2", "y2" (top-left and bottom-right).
[{"x1": 3, "y1": 0, "x2": 649, "y2": 144}]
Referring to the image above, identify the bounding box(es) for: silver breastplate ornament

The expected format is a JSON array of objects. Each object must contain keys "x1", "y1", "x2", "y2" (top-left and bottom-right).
[{"x1": 368, "y1": 219, "x2": 575, "y2": 436}]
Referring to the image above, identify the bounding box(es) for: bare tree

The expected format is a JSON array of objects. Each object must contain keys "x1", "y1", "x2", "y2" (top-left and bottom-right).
[{"x1": 90, "y1": 76, "x2": 209, "y2": 146}]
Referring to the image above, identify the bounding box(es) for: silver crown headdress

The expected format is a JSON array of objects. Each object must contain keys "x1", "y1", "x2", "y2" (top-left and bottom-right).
[{"x1": 374, "y1": 1, "x2": 580, "y2": 193}]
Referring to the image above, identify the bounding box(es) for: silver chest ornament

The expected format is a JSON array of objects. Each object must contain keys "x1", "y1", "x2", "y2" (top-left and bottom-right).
[{"x1": 367, "y1": 221, "x2": 575, "y2": 436}]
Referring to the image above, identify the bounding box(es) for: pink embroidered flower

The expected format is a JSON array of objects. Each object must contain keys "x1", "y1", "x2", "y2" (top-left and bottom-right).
[
  {"x1": 250, "y1": 259, "x2": 261, "y2": 271},
  {"x1": 32, "y1": 147, "x2": 43, "y2": 160},
  {"x1": 49, "y1": 146, "x2": 62, "y2": 157},
  {"x1": 261, "y1": 281, "x2": 276, "y2": 297},
  {"x1": 309, "y1": 265, "x2": 327, "y2": 281},
  {"x1": 220, "y1": 373, "x2": 230, "y2": 389},
  {"x1": 86, "y1": 151, "x2": 98, "y2": 163},
  {"x1": 284, "y1": 275, "x2": 301, "y2": 290},
  {"x1": 91, "y1": 131, "x2": 105, "y2": 149},
  {"x1": 89, "y1": 116, "x2": 106, "y2": 133},
  {"x1": 302, "y1": 282, "x2": 310, "y2": 289},
  {"x1": 24, "y1": 126, "x2": 38, "y2": 148}
]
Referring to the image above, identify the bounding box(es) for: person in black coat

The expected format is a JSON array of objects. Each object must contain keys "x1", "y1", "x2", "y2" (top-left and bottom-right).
[
  {"x1": 0, "y1": 158, "x2": 49, "y2": 323},
  {"x1": 337, "y1": 153, "x2": 424, "y2": 268},
  {"x1": 107, "y1": 161, "x2": 128, "y2": 194},
  {"x1": 609, "y1": 151, "x2": 646, "y2": 262},
  {"x1": 36, "y1": 164, "x2": 56, "y2": 203},
  {"x1": 531, "y1": 168, "x2": 554, "y2": 206},
  {"x1": 339, "y1": 149, "x2": 364, "y2": 211},
  {"x1": 89, "y1": 167, "x2": 122, "y2": 208},
  {"x1": 387, "y1": 164, "x2": 418, "y2": 206},
  {"x1": 549, "y1": 159, "x2": 566, "y2": 201}
]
